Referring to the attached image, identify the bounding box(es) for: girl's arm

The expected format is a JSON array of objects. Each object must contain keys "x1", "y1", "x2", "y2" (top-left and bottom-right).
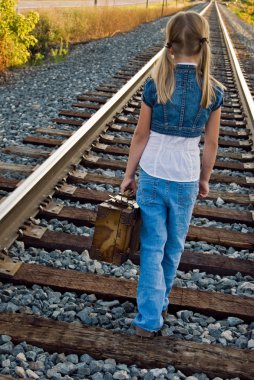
[
  {"x1": 120, "y1": 102, "x2": 152, "y2": 194},
  {"x1": 199, "y1": 107, "x2": 221, "y2": 198}
]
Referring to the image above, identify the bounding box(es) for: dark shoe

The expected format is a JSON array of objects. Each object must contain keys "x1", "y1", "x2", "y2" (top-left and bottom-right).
[{"x1": 135, "y1": 326, "x2": 162, "y2": 338}]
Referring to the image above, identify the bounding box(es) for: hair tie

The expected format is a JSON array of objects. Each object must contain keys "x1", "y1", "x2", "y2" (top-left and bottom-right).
[
  {"x1": 200, "y1": 37, "x2": 208, "y2": 44},
  {"x1": 165, "y1": 42, "x2": 172, "y2": 49}
]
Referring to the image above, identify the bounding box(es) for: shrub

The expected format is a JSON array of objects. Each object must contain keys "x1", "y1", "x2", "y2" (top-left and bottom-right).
[{"x1": 0, "y1": 0, "x2": 39, "y2": 73}]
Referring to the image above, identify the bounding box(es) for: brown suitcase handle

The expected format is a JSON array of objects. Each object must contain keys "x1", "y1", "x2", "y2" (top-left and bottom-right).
[
  {"x1": 108, "y1": 190, "x2": 137, "y2": 209},
  {"x1": 120, "y1": 189, "x2": 134, "y2": 200}
]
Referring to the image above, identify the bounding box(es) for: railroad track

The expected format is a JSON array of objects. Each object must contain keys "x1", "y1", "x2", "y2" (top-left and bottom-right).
[
  {"x1": 0, "y1": 1, "x2": 253, "y2": 379},
  {"x1": 218, "y1": 2, "x2": 254, "y2": 101}
]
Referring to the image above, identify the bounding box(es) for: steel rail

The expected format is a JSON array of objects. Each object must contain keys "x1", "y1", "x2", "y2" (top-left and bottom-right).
[
  {"x1": 215, "y1": 1, "x2": 254, "y2": 137},
  {"x1": 0, "y1": 1, "x2": 212, "y2": 250}
]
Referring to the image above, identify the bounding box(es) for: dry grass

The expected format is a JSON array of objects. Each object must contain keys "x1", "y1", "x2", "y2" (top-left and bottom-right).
[{"x1": 23, "y1": 1, "x2": 192, "y2": 45}]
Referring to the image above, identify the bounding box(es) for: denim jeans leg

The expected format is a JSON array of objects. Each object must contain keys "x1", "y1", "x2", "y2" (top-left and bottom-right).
[
  {"x1": 161, "y1": 180, "x2": 199, "y2": 311},
  {"x1": 133, "y1": 170, "x2": 167, "y2": 331}
]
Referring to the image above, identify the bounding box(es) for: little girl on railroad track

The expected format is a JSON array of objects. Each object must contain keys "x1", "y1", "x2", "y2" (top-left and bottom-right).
[{"x1": 120, "y1": 10, "x2": 226, "y2": 337}]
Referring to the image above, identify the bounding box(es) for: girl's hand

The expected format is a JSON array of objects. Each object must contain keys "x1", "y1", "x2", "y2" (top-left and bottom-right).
[
  {"x1": 120, "y1": 177, "x2": 137, "y2": 195},
  {"x1": 198, "y1": 179, "x2": 209, "y2": 198}
]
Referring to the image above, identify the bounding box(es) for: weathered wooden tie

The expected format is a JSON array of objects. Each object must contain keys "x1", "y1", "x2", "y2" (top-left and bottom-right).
[
  {"x1": 1, "y1": 265, "x2": 254, "y2": 321},
  {"x1": 23, "y1": 136, "x2": 64, "y2": 147},
  {"x1": 3, "y1": 146, "x2": 50, "y2": 159},
  {"x1": 1, "y1": 313, "x2": 253, "y2": 379},
  {"x1": 0, "y1": 162, "x2": 35, "y2": 174},
  {"x1": 20, "y1": 224, "x2": 92, "y2": 252}
]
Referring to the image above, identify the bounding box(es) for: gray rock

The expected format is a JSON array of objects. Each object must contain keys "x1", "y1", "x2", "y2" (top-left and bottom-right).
[
  {"x1": 227, "y1": 317, "x2": 244, "y2": 327},
  {"x1": 113, "y1": 370, "x2": 130, "y2": 379},
  {"x1": 150, "y1": 368, "x2": 168, "y2": 377},
  {"x1": 238, "y1": 282, "x2": 254, "y2": 292},
  {"x1": 235, "y1": 336, "x2": 248, "y2": 348},
  {"x1": 177, "y1": 310, "x2": 193, "y2": 322},
  {"x1": 0, "y1": 342, "x2": 14, "y2": 354},
  {"x1": 144, "y1": 372, "x2": 154, "y2": 380},
  {"x1": 26, "y1": 369, "x2": 39, "y2": 379},
  {"x1": 92, "y1": 372, "x2": 104, "y2": 380},
  {"x1": 29, "y1": 360, "x2": 45, "y2": 370},
  {"x1": 104, "y1": 363, "x2": 117, "y2": 373},
  {"x1": 117, "y1": 364, "x2": 129, "y2": 372},
  {"x1": 174, "y1": 327, "x2": 189, "y2": 335},
  {"x1": 55, "y1": 362, "x2": 76, "y2": 375},
  {"x1": 46, "y1": 367, "x2": 60, "y2": 378},
  {"x1": 90, "y1": 360, "x2": 104, "y2": 374},
  {"x1": 66, "y1": 354, "x2": 79, "y2": 364},
  {"x1": 0, "y1": 367, "x2": 11, "y2": 375},
  {"x1": 76, "y1": 363, "x2": 90, "y2": 376},
  {"x1": 105, "y1": 372, "x2": 114, "y2": 380},
  {"x1": 6, "y1": 302, "x2": 19, "y2": 312},
  {"x1": 26, "y1": 350, "x2": 37, "y2": 361},
  {"x1": 215, "y1": 197, "x2": 224, "y2": 207},
  {"x1": 15, "y1": 366, "x2": 26, "y2": 378},
  {"x1": 2, "y1": 358, "x2": 11, "y2": 367},
  {"x1": 77, "y1": 309, "x2": 92, "y2": 324},
  {"x1": 221, "y1": 330, "x2": 233, "y2": 342},
  {"x1": 122, "y1": 302, "x2": 134, "y2": 313},
  {"x1": 86, "y1": 294, "x2": 97, "y2": 302},
  {"x1": 247, "y1": 339, "x2": 254, "y2": 349},
  {"x1": 80, "y1": 354, "x2": 93, "y2": 364},
  {"x1": 208, "y1": 329, "x2": 222, "y2": 339},
  {"x1": 16, "y1": 352, "x2": 27, "y2": 362},
  {"x1": 0, "y1": 335, "x2": 11, "y2": 344},
  {"x1": 112, "y1": 306, "x2": 125, "y2": 318},
  {"x1": 105, "y1": 358, "x2": 117, "y2": 365},
  {"x1": 98, "y1": 300, "x2": 120, "y2": 308},
  {"x1": 192, "y1": 374, "x2": 209, "y2": 380}
]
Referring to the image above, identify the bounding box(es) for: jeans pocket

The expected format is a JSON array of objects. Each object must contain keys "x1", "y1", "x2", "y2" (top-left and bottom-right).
[
  {"x1": 137, "y1": 172, "x2": 158, "y2": 205},
  {"x1": 177, "y1": 181, "x2": 199, "y2": 207}
]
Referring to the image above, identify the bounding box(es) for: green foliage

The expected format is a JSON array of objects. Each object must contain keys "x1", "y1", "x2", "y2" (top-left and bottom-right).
[
  {"x1": 228, "y1": 0, "x2": 254, "y2": 26},
  {"x1": 0, "y1": 0, "x2": 39, "y2": 72},
  {"x1": 49, "y1": 37, "x2": 69, "y2": 63},
  {"x1": 30, "y1": 15, "x2": 69, "y2": 64}
]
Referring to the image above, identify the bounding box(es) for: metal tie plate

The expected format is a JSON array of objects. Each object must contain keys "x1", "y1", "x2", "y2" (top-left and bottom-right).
[
  {"x1": 59, "y1": 184, "x2": 77, "y2": 194},
  {"x1": 243, "y1": 163, "x2": 254, "y2": 169},
  {"x1": 0, "y1": 253, "x2": 22, "y2": 277}
]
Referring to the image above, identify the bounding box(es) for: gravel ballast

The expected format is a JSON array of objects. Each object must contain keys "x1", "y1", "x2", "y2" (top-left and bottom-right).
[
  {"x1": 0, "y1": 281, "x2": 253, "y2": 348},
  {"x1": 0, "y1": 334, "x2": 245, "y2": 380},
  {"x1": 7, "y1": 242, "x2": 254, "y2": 296}
]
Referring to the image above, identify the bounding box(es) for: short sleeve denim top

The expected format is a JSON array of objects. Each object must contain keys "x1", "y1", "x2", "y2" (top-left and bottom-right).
[{"x1": 142, "y1": 64, "x2": 224, "y2": 138}]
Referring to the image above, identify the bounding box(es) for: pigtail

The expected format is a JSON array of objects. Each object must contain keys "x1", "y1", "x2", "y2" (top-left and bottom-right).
[
  {"x1": 200, "y1": 40, "x2": 227, "y2": 108},
  {"x1": 151, "y1": 47, "x2": 175, "y2": 104},
  {"x1": 199, "y1": 41, "x2": 214, "y2": 108}
]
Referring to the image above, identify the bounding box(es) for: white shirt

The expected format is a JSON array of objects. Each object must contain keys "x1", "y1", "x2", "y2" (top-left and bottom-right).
[{"x1": 139, "y1": 62, "x2": 201, "y2": 182}]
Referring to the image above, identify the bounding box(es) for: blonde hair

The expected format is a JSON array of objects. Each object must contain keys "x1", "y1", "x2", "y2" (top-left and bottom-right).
[{"x1": 151, "y1": 11, "x2": 226, "y2": 108}]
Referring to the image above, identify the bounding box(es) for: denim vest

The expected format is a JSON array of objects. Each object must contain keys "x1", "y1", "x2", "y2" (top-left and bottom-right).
[{"x1": 142, "y1": 64, "x2": 224, "y2": 138}]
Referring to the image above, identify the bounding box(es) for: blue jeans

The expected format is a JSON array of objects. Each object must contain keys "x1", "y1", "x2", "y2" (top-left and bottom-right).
[{"x1": 132, "y1": 168, "x2": 199, "y2": 332}]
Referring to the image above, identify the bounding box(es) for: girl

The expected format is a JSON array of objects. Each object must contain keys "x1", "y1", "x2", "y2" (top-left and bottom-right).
[{"x1": 120, "y1": 11, "x2": 226, "y2": 337}]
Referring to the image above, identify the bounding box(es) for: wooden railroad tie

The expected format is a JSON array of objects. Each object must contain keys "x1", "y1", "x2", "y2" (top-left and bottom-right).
[
  {"x1": 0, "y1": 312, "x2": 253, "y2": 379},
  {"x1": 0, "y1": 176, "x2": 253, "y2": 206},
  {"x1": 0, "y1": 263, "x2": 254, "y2": 322}
]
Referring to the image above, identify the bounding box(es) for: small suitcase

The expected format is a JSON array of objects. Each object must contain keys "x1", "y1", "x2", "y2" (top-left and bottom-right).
[{"x1": 90, "y1": 192, "x2": 140, "y2": 265}]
